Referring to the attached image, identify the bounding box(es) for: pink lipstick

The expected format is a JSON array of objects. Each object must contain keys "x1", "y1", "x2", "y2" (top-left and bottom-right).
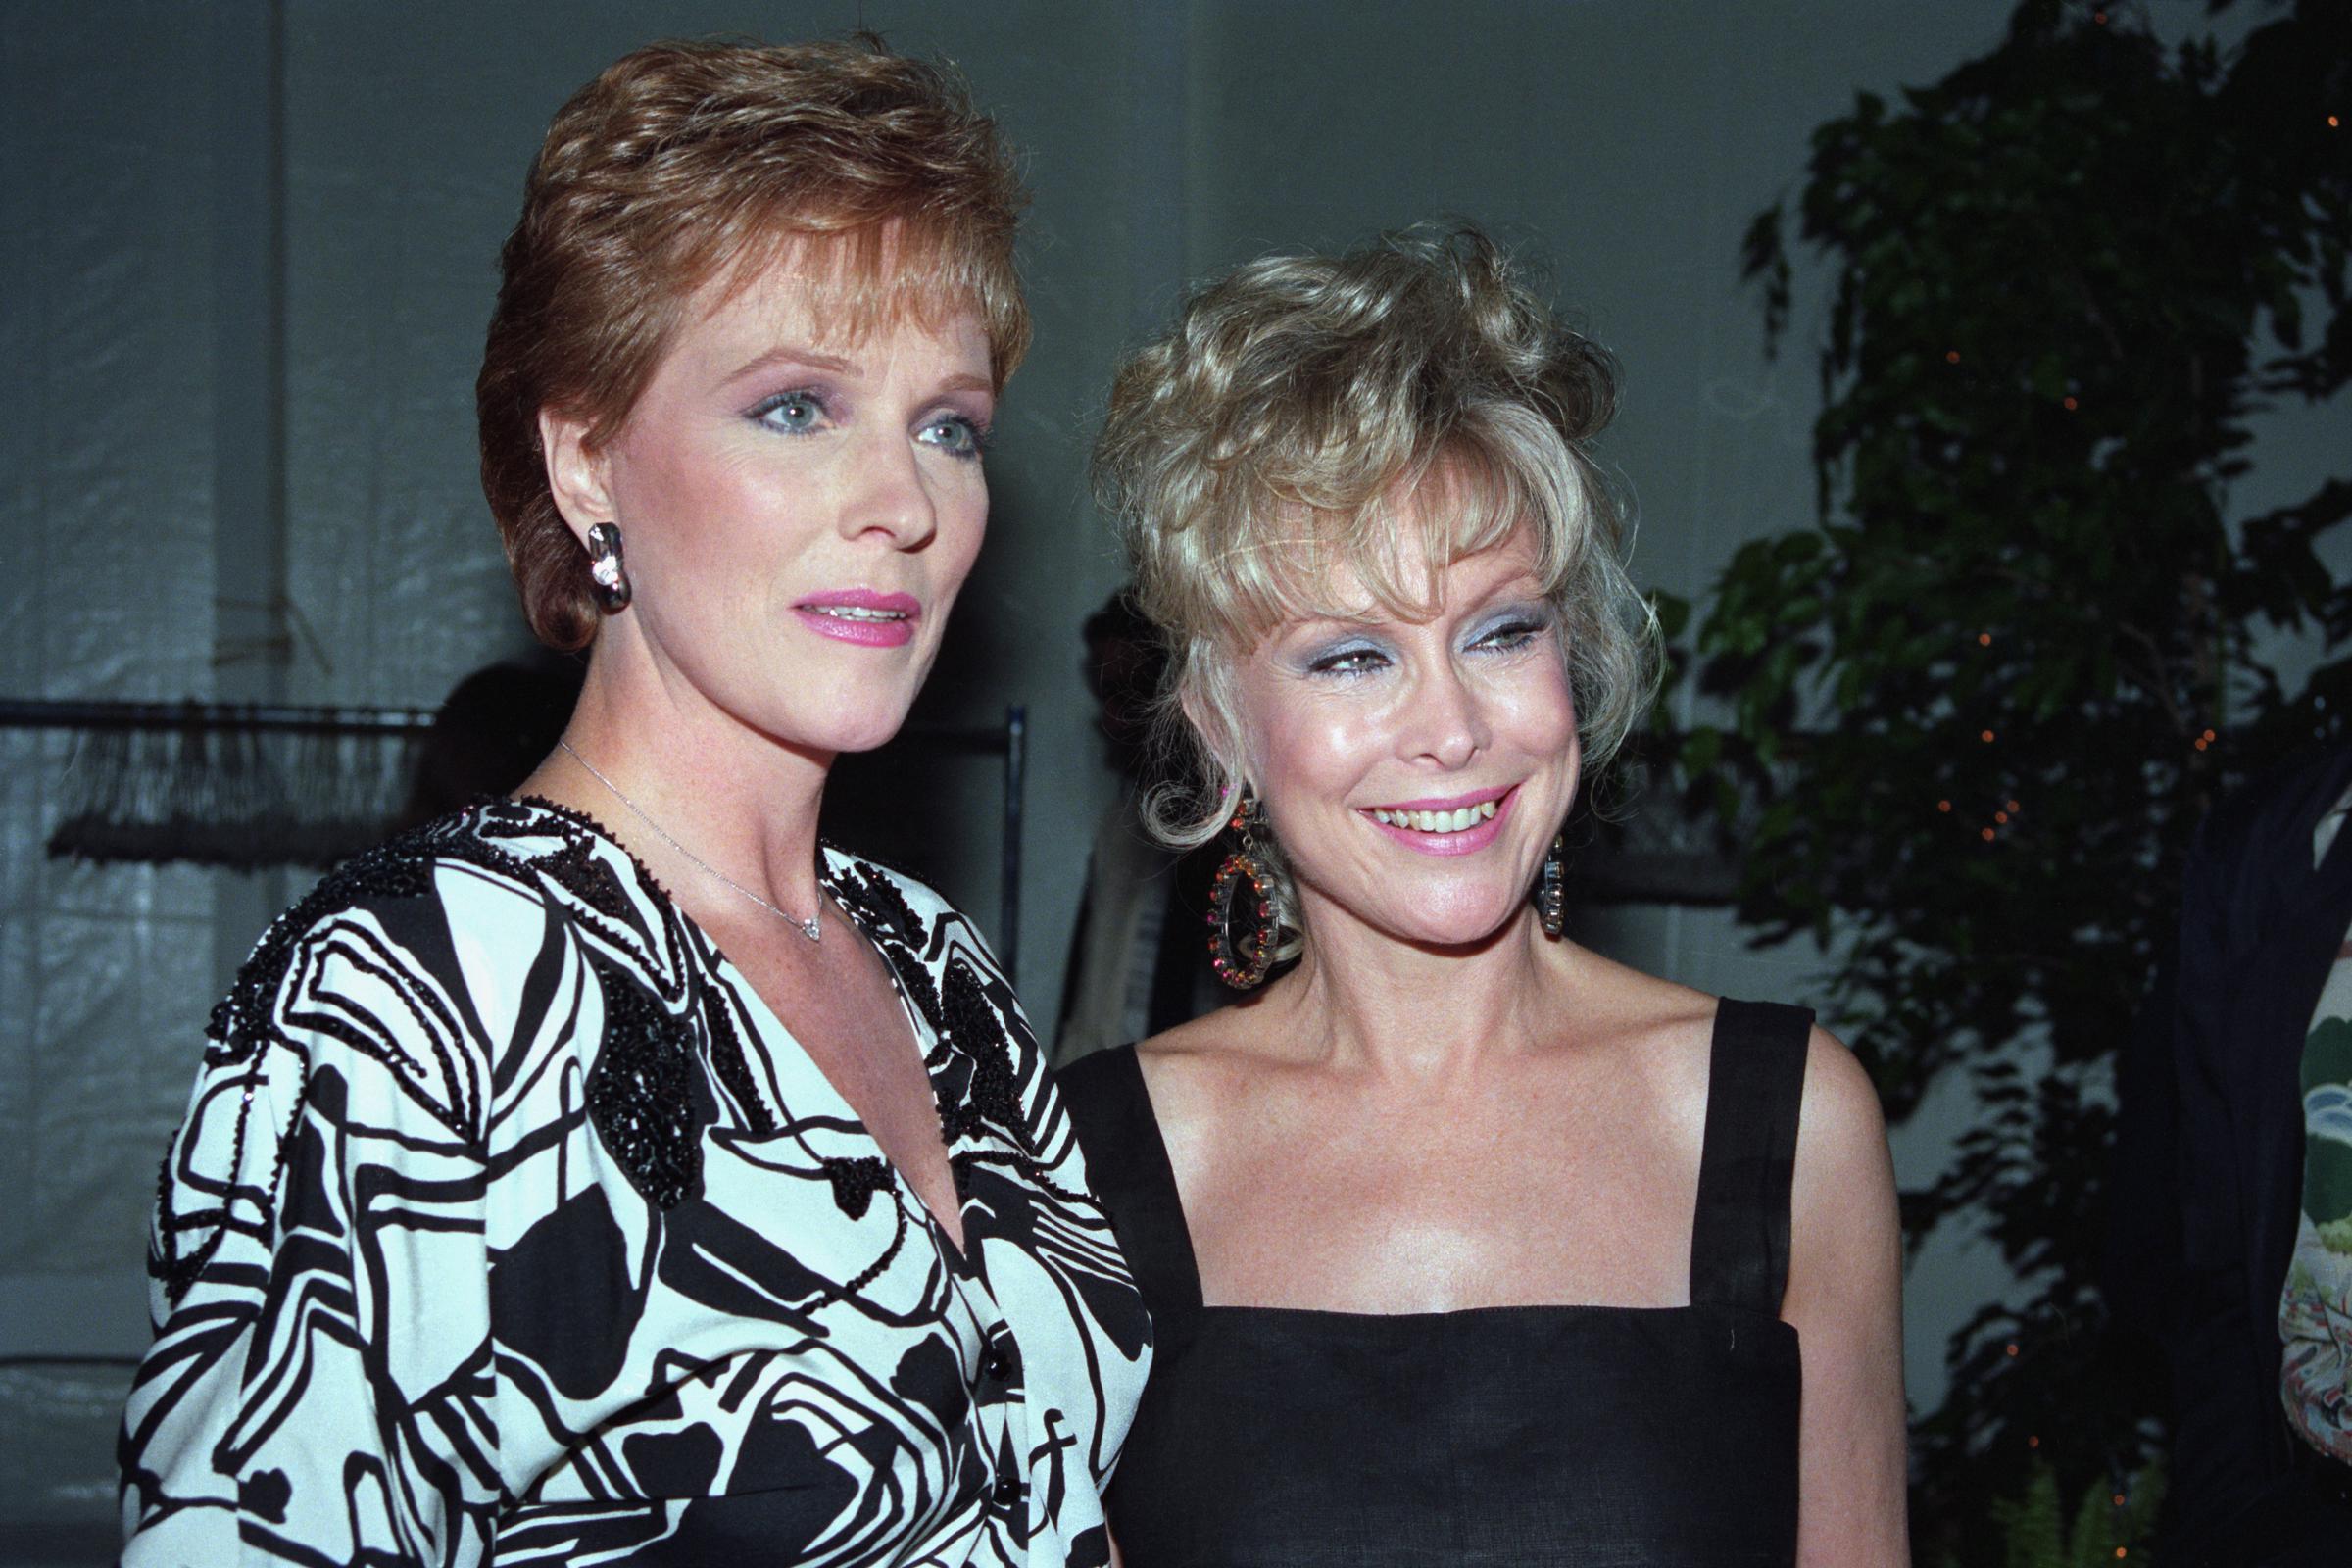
[
  {"x1": 1358, "y1": 783, "x2": 1517, "y2": 856},
  {"x1": 795, "y1": 589, "x2": 920, "y2": 648}
]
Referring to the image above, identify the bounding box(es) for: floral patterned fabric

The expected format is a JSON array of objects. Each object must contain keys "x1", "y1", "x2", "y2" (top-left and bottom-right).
[{"x1": 2280, "y1": 785, "x2": 2352, "y2": 1465}]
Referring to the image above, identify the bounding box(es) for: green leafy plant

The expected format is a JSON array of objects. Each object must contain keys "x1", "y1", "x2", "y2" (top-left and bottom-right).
[
  {"x1": 1666, "y1": 0, "x2": 2351, "y2": 1555},
  {"x1": 1970, "y1": 1458, "x2": 2164, "y2": 1568}
]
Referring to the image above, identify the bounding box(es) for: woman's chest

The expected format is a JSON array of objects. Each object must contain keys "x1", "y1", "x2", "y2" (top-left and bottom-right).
[
  {"x1": 473, "y1": 932, "x2": 1143, "y2": 1558},
  {"x1": 722, "y1": 931, "x2": 968, "y2": 1242},
  {"x1": 477, "y1": 1003, "x2": 1036, "y2": 1559},
  {"x1": 1173, "y1": 1079, "x2": 1705, "y2": 1312}
]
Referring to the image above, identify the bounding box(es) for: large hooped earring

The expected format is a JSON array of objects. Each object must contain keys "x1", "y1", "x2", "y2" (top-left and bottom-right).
[
  {"x1": 1536, "y1": 832, "x2": 1566, "y2": 939},
  {"x1": 586, "y1": 522, "x2": 632, "y2": 613},
  {"x1": 1206, "y1": 793, "x2": 1277, "y2": 990}
]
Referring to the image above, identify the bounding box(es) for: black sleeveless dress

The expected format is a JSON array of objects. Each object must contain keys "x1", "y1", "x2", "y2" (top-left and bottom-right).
[{"x1": 1056, "y1": 998, "x2": 1810, "y2": 1567}]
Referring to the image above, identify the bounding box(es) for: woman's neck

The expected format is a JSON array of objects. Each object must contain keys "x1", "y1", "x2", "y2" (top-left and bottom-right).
[
  {"x1": 1258, "y1": 903, "x2": 1571, "y2": 1080},
  {"x1": 518, "y1": 644, "x2": 834, "y2": 923}
]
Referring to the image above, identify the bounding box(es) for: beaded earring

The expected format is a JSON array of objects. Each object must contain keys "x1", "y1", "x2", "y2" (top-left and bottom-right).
[
  {"x1": 1206, "y1": 793, "x2": 1277, "y2": 989},
  {"x1": 586, "y1": 522, "x2": 632, "y2": 613},
  {"x1": 1536, "y1": 831, "x2": 1567, "y2": 939}
]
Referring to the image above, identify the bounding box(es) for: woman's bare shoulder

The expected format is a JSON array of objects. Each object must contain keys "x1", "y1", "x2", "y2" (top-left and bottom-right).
[
  {"x1": 1554, "y1": 944, "x2": 1722, "y2": 1084},
  {"x1": 1593, "y1": 966, "x2": 1878, "y2": 1150},
  {"x1": 1129, "y1": 991, "x2": 1307, "y2": 1131},
  {"x1": 1133, "y1": 1004, "x2": 1235, "y2": 1062},
  {"x1": 1559, "y1": 943, "x2": 1715, "y2": 1027},
  {"x1": 1793, "y1": 1021, "x2": 1892, "y2": 1180},
  {"x1": 1598, "y1": 967, "x2": 1881, "y2": 1148}
]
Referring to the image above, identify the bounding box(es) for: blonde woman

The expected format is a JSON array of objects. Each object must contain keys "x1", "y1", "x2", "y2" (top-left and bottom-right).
[{"x1": 1058, "y1": 226, "x2": 1906, "y2": 1566}]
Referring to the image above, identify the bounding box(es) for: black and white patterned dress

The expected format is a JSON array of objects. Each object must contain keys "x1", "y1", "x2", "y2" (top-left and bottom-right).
[{"x1": 119, "y1": 797, "x2": 1152, "y2": 1566}]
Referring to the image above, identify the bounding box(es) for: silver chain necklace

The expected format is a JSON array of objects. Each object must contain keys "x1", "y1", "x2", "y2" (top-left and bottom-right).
[{"x1": 558, "y1": 740, "x2": 822, "y2": 944}]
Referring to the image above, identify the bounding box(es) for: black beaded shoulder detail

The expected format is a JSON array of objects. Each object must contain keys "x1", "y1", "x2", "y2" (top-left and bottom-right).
[
  {"x1": 819, "y1": 856, "x2": 944, "y2": 1028},
  {"x1": 698, "y1": 985, "x2": 777, "y2": 1137},
  {"x1": 156, "y1": 799, "x2": 716, "y2": 1303},
  {"x1": 584, "y1": 952, "x2": 708, "y2": 1210},
  {"x1": 159, "y1": 808, "x2": 544, "y2": 1304},
  {"x1": 494, "y1": 797, "x2": 695, "y2": 1001},
  {"x1": 818, "y1": 848, "x2": 1058, "y2": 1190},
  {"x1": 203, "y1": 819, "x2": 456, "y2": 1065},
  {"x1": 895, "y1": 958, "x2": 948, "y2": 1043},
  {"x1": 941, "y1": 956, "x2": 1029, "y2": 1152},
  {"x1": 827, "y1": 858, "x2": 929, "y2": 951}
]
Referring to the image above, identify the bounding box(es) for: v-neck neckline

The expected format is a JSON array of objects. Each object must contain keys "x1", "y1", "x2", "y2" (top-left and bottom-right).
[{"x1": 512, "y1": 795, "x2": 979, "y2": 1272}]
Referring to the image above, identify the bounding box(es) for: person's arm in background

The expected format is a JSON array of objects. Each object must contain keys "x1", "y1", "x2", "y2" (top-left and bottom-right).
[{"x1": 2162, "y1": 804, "x2": 2288, "y2": 1549}]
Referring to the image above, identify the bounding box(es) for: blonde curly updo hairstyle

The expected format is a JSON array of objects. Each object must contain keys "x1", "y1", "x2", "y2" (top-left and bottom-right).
[
  {"x1": 1094, "y1": 223, "x2": 1659, "y2": 888},
  {"x1": 478, "y1": 36, "x2": 1030, "y2": 652}
]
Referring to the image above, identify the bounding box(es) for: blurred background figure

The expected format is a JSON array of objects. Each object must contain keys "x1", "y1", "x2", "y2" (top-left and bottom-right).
[
  {"x1": 1054, "y1": 588, "x2": 1221, "y2": 1067},
  {"x1": 2114, "y1": 743, "x2": 2352, "y2": 1567},
  {"x1": 394, "y1": 657, "x2": 583, "y2": 829}
]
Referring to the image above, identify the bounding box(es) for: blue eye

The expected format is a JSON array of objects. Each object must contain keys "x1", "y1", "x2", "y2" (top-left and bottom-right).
[
  {"x1": 1469, "y1": 603, "x2": 1557, "y2": 653},
  {"x1": 1475, "y1": 618, "x2": 1547, "y2": 652},
  {"x1": 921, "y1": 415, "x2": 990, "y2": 461},
  {"x1": 1308, "y1": 643, "x2": 1390, "y2": 677},
  {"x1": 754, "y1": 391, "x2": 826, "y2": 434}
]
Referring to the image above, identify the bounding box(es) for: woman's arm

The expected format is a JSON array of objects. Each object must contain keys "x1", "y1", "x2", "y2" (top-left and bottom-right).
[
  {"x1": 1783, "y1": 1025, "x2": 1910, "y2": 1566},
  {"x1": 120, "y1": 897, "x2": 498, "y2": 1565}
]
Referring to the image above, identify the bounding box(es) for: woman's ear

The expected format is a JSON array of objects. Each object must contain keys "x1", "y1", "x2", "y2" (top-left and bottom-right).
[
  {"x1": 1176, "y1": 663, "x2": 1251, "y2": 803},
  {"x1": 538, "y1": 407, "x2": 614, "y2": 549}
]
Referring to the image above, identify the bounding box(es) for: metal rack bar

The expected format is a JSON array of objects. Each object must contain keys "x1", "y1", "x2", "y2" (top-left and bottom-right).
[
  {"x1": 0, "y1": 698, "x2": 436, "y2": 734},
  {"x1": 0, "y1": 694, "x2": 1032, "y2": 968}
]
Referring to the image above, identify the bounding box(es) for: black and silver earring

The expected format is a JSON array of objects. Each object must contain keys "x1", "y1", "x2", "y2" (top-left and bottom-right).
[
  {"x1": 1536, "y1": 832, "x2": 1566, "y2": 939},
  {"x1": 1207, "y1": 793, "x2": 1277, "y2": 989},
  {"x1": 586, "y1": 522, "x2": 632, "y2": 613}
]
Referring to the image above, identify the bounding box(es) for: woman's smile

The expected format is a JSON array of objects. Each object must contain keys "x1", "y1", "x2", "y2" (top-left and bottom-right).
[{"x1": 1360, "y1": 781, "x2": 1517, "y2": 853}]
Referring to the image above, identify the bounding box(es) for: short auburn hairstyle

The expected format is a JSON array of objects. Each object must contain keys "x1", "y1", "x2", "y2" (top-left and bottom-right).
[
  {"x1": 477, "y1": 36, "x2": 1030, "y2": 651},
  {"x1": 1095, "y1": 223, "x2": 1659, "y2": 877}
]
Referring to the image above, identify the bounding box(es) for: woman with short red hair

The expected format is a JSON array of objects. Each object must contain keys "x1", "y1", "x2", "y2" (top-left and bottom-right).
[{"x1": 120, "y1": 38, "x2": 1148, "y2": 1566}]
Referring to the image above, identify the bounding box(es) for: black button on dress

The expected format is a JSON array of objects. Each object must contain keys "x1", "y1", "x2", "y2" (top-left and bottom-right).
[{"x1": 1058, "y1": 998, "x2": 1810, "y2": 1567}]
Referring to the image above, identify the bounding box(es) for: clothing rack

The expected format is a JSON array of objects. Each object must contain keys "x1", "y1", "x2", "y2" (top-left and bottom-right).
[
  {"x1": 0, "y1": 696, "x2": 1029, "y2": 971},
  {"x1": 0, "y1": 698, "x2": 438, "y2": 734}
]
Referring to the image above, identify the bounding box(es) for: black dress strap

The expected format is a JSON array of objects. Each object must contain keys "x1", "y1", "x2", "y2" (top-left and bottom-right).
[
  {"x1": 1688, "y1": 998, "x2": 1814, "y2": 1315},
  {"x1": 1054, "y1": 1044, "x2": 1205, "y2": 1337}
]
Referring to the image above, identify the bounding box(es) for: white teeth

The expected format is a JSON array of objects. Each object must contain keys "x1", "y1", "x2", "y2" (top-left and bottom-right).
[
  {"x1": 813, "y1": 605, "x2": 908, "y2": 621},
  {"x1": 1370, "y1": 800, "x2": 1502, "y2": 833}
]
